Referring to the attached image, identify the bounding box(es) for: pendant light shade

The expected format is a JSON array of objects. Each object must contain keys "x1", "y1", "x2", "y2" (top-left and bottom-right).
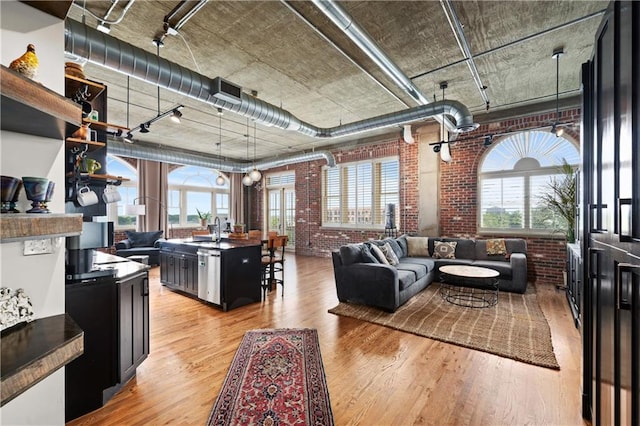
[
  {"x1": 216, "y1": 175, "x2": 226, "y2": 186},
  {"x1": 440, "y1": 142, "x2": 452, "y2": 163},
  {"x1": 249, "y1": 169, "x2": 262, "y2": 182},
  {"x1": 242, "y1": 174, "x2": 253, "y2": 186}
]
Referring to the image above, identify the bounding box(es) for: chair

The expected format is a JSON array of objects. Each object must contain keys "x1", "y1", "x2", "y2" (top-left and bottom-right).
[
  {"x1": 115, "y1": 230, "x2": 165, "y2": 266},
  {"x1": 248, "y1": 229, "x2": 262, "y2": 241},
  {"x1": 261, "y1": 235, "x2": 288, "y2": 299}
]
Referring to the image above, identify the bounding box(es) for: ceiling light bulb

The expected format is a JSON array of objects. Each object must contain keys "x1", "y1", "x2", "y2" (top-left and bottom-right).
[
  {"x1": 170, "y1": 109, "x2": 182, "y2": 123},
  {"x1": 249, "y1": 169, "x2": 262, "y2": 182},
  {"x1": 242, "y1": 175, "x2": 253, "y2": 186},
  {"x1": 124, "y1": 132, "x2": 134, "y2": 143},
  {"x1": 215, "y1": 175, "x2": 226, "y2": 186}
]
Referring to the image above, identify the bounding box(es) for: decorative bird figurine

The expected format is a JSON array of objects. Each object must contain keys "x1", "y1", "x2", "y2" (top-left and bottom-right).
[{"x1": 9, "y1": 44, "x2": 39, "y2": 80}]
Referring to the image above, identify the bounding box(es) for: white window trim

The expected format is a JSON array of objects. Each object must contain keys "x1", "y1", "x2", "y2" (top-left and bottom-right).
[{"x1": 322, "y1": 155, "x2": 399, "y2": 230}]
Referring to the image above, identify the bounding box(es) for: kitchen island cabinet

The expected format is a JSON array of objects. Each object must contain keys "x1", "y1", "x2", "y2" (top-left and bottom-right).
[{"x1": 159, "y1": 239, "x2": 262, "y2": 311}]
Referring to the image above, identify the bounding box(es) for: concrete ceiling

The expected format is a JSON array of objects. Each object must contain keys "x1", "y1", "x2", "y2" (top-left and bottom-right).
[{"x1": 65, "y1": 0, "x2": 607, "y2": 164}]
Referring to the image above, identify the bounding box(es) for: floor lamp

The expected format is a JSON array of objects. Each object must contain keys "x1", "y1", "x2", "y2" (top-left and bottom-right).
[{"x1": 124, "y1": 196, "x2": 173, "y2": 238}]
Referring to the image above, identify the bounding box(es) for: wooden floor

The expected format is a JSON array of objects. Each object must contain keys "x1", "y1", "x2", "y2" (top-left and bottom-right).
[{"x1": 67, "y1": 254, "x2": 587, "y2": 426}]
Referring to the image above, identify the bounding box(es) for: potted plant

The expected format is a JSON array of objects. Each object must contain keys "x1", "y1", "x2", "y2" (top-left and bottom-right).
[
  {"x1": 540, "y1": 159, "x2": 577, "y2": 243},
  {"x1": 196, "y1": 208, "x2": 211, "y2": 227}
]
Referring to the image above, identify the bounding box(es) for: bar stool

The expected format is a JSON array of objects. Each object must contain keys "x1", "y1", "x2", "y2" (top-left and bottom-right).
[{"x1": 261, "y1": 235, "x2": 288, "y2": 299}]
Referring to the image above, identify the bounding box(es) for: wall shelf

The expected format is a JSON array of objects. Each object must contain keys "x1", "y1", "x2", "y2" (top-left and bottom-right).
[
  {"x1": 1, "y1": 65, "x2": 81, "y2": 140},
  {"x1": 0, "y1": 213, "x2": 83, "y2": 243},
  {"x1": 65, "y1": 138, "x2": 106, "y2": 151},
  {"x1": 1, "y1": 313, "x2": 83, "y2": 407},
  {"x1": 64, "y1": 74, "x2": 105, "y2": 102},
  {"x1": 82, "y1": 118, "x2": 128, "y2": 133}
]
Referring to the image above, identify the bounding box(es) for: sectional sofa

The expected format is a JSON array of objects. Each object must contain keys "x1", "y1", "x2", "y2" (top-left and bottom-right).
[{"x1": 331, "y1": 236, "x2": 527, "y2": 312}]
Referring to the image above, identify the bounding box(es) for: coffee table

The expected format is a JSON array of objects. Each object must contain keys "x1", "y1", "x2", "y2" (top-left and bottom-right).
[{"x1": 438, "y1": 265, "x2": 500, "y2": 308}]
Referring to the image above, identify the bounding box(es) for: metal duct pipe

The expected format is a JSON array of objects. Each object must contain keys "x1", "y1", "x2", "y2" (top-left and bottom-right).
[
  {"x1": 64, "y1": 19, "x2": 476, "y2": 138},
  {"x1": 108, "y1": 139, "x2": 336, "y2": 171}
]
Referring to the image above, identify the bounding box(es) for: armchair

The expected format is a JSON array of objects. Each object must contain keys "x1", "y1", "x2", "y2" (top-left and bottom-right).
[{"x1": 115, "y1": 230, "x2": 165, "y2": 265}]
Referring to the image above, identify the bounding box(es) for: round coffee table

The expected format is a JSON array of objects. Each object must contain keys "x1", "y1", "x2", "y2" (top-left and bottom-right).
[{"x1": 438, "y1": 265, "x2": 500, "y2": 308}]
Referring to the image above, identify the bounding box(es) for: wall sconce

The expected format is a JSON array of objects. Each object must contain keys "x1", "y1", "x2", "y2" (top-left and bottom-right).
[
  {"x1": 403, "y1": 124, "x2": 415, "y2": 144},
  {"x1": 484, "y1": 135, "x2": 493, "y2": 146}
]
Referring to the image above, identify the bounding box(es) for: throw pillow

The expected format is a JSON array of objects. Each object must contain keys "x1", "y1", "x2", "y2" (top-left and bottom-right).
[
  {"x1": 396, "y1": 235, "x2": 408, "y2": 257},
  {"x1": 384, "y1": 238, "x2": 404, "y2": 259},
  {"x1": 360, "y1": 243, "x2": 379, "y2": 264},
  {"x1": 433, "y1": 241, "x2": 457, "y2": 259},
  {"x1": 125, "y1": 230, "x2": 164, "y2": 248},
  {"x1": 340, "y1": 244, "x2": 364, "y2": 265},
  {"x1": 406, "y1": 236, "x2": 430, "y2": 257},
  {"x1": 486, "y1": 238, "x2": 507, "y2": 255},
  {"x1": 380, "y1": 242, "x2": 400, "y2": 266},
  {"x1": 368, "y1": 243, "x2": 390, "y2": 265}
]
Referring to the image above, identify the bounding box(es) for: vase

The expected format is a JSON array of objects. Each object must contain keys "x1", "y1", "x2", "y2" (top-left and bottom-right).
[
  {"x1": 200, "y1": 219, "x2": 208, "y2": 228},
  {"x1": 1, "y1": 176, "x2": 20, "y2": 214},
  {"x1": 22, "y1": 177, "x2": 49, "y2": 213}
]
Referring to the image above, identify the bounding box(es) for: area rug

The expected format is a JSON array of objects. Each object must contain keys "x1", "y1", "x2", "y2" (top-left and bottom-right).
[
  {"x1": 329, "y1": 284, "x2": 560, "y2": 370},
  {"x1": 207, "y1": 328, "x2": 334, "y2": 425}
]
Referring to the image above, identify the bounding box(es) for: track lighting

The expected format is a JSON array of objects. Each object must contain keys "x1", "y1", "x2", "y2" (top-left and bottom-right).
[
  {"x1": 139, "y1": 123, "x2": 150, "y2": 133},
  {"x1": 170, "y1": 109, "x2": 182, "y2": 123},
  {"x1": 124, "y1": 132, "x2": 134, "y2": 143}
]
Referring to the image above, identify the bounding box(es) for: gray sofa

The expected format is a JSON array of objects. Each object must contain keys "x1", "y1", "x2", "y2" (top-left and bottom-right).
[
  {"x1": 331, "y1": 236, "x2": 527, "y2": 312},
  {"x1": 115, "y1": 230, "x2": 165, "y2": 265}
]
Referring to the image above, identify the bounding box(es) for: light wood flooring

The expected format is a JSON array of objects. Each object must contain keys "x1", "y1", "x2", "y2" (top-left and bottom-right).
[{"x1": 67, "y1": 254, "x2": 587, "y2": 425}]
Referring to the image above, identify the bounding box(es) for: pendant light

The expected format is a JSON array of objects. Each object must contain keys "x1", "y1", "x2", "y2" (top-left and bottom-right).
[
  {"x1": 248, "y1": 122, "x2": 262, "y2": 182},
  {"x1": 439, "y1": 81, "x2": 452, "y2": 163},
  {"x1": 551, "y1": 47, "x2": 564, "y2": 137},
  {"x1": 242, "y1": 118, "x2": 254, "y2": 186},
  {"x1": 215, "y1": 112, "x2": 225, "y2": 186}
]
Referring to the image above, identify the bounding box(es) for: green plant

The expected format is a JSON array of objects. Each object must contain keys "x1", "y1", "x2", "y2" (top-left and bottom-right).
[
  {"x1": 196, "y1": 208, "x2": 211, "y2": 220},
  {"x1": 539, "y1": 159, "x2": 577, "y2": 243}
]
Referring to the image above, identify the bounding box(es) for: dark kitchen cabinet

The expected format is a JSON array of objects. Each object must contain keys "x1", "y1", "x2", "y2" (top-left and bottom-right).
[
  {"x1": 160, "y1": 248, "x2": 198, "y2": 296},
  {"x1": 566, "y1": 243, "x2": 583, "y2": 328},
  {"x1": 582, "y1": 2, "x2": 640, "y2": 424},
  {"x1": 118, "y1": 271, "x2": 149, "y2": 384},
  {"x1": 65, "y1": 269, "x2": 149, "y2": 421}
]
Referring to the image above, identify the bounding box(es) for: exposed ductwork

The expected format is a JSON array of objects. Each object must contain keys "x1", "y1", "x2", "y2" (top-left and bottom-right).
[
  {"x1": 107, "y1": 139, "x2": 336, "y2": 171},
  {"x1": 64, "y1": 19, "x2": 477, "y2": 142}
]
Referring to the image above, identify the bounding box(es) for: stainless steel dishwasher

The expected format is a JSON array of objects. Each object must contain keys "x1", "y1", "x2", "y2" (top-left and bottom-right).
[{"x1": 197, "y1": 249, "x2": 221, "y2": 304}]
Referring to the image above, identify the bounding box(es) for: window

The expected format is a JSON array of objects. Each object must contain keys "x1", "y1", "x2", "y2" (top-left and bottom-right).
[
  {"x1": 168, "y1": 165, "x2": 229, "y2": 226},
  {"x1": 322, "y1": 157, "x2": 399, "y2": 229},
  {"x1": 478, "y1": 131, "x2": 579, "y2": 234},
  {"x1": 106, "y1": 155, "x2": 138, "y2": 229}
]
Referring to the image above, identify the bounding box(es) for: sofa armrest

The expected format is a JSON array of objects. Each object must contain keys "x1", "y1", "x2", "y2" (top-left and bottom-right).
[
  {"x1": 154, "y1": 238, "x2": 167, "y2": 248},
  {"x1": 115, "y1": 239, "x2": 132, "y2": 250},
  {"x1": 509, "y1": 253, "x2": 528, "y2": 293},
  {"x1": 334, "y1": 262, "x2": 400, "y2": 312}
]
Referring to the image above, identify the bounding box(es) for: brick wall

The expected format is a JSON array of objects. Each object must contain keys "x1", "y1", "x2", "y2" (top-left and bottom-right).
[{"x1": 251, "y1": 108, "x2": 581, "y2": 287}]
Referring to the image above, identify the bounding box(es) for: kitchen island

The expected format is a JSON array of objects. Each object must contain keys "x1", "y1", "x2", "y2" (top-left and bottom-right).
[{"x1": 159, "y1": 238, "x2": 262, "y2": 311}]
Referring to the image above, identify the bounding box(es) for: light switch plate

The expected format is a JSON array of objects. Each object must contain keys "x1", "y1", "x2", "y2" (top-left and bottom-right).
[{"x1": 23, "y1": 239, "x2": 53, "y2": 256}]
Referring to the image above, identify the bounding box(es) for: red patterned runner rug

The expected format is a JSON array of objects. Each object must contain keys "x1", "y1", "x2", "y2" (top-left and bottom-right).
[{"x1": 207, "y1": 328, "x2": 334, "y2": 426}]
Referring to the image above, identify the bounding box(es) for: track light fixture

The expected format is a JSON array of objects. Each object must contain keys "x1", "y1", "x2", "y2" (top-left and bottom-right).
[
  {"x1": 170, "y1": 109, "x2": 182, "y2": 123},
  {"x1": 433, "y1": 144, "x2": 441, "y2": 153},
  {"x1": 139, "y1": 123, "x2": 150, "y2": 133},
  {"x1": 124, "y1": 132, "x2": 134, "y2": 143}
]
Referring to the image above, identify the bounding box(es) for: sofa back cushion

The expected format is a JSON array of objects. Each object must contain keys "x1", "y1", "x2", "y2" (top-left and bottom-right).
[
  {"x1": 369, "y1": 243, "x2": 390, "y2": 265},
  {"x1": 474, "y1": 239, "x2": 527, "y2": 261},
  {"x1": 428, "y1": 238, "x2": 476, "y2": 259},
  {"x1": 406, "y1": 236, "x2": 430, "y2": 257},
  {"x1": 395, "y1": 235, "x2": 408, "y2": 257},
  {"x1": 360, "y1": 244, "x2": 379, "y2": 263},
  {"x1": 339, "y1": 244, "x2": 364, "y2": 266},
  {"x1": 433, "y1": 241, "x2": 457, "y2": 259},
  {"x1": 125, "y1": 230, "x2": 163, "y2": 248}
]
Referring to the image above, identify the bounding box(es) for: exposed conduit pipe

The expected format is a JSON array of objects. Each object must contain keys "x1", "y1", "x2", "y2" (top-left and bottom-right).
[
  {"x1": 107, "y1": 139, "x2": 336, "y2": 171},
  {"x1": 440, "y1": 0, "x2": 490, "y2": 110},
  {"x1": 309, "y1": 0, "x2": 459, "y2": 134},
  {"x1": 64, "y1": 19, "x2": 477, "y2": 142}
]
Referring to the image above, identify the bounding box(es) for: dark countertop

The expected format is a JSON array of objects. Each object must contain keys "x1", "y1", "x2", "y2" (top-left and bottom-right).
[
  {"x1": 66, "y1": 251, "x2": 149, "y2": 283},
  {"x1": 162, "y1": 237, "x2": 262, "y2": 251}
]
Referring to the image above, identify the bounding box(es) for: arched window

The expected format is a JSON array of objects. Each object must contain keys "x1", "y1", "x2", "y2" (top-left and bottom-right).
[
  {"x1": 478, "y1": 131, "x2": 579, "y2": 234},
  {"x1": 106, "y1": 155, "x2": 138, "y2": 229},
  {"x1": 168, "y1": 165, "x2": 229, "y2": 226}
]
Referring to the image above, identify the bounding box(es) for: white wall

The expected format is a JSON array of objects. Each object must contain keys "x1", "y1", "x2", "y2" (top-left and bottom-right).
[{"x1": 0, "y1": 1, "x2": 67, "y2": 424}]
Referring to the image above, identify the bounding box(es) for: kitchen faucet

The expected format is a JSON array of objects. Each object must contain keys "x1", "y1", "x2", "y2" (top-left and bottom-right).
[{"x1": 213, "y1": 216, "x2": 221, "y2": 243}]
